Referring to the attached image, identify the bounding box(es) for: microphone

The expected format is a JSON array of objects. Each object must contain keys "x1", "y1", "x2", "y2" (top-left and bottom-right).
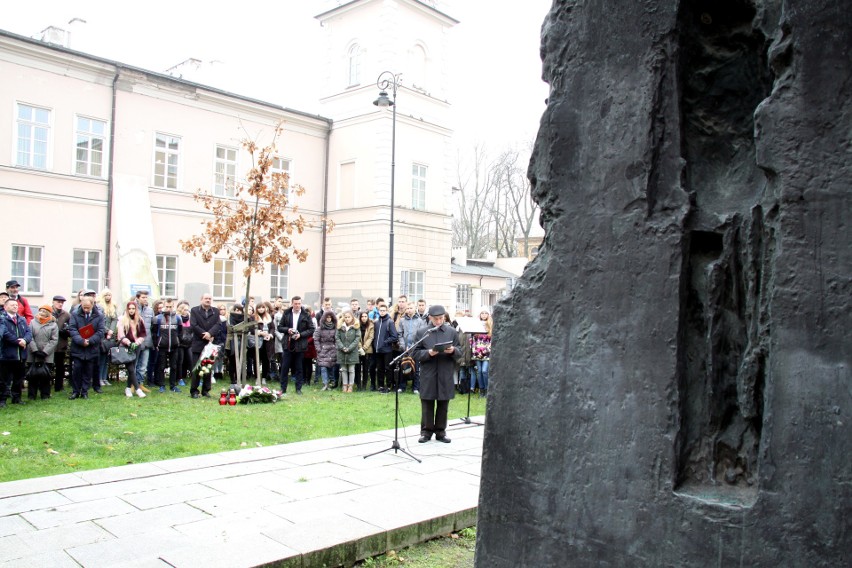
[{"x1": 425, "y1": 325, "x2": 441, "y2": 333}]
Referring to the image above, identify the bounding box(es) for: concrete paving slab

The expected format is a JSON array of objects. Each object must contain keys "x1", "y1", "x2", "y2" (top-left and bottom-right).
[
  {"x1": 94, "y1": 503, "x2": 211, "y2": 536},
  {"x1": 0, "y1": 549, "x2": 80, "y2": 568},
  {"x1": 0, "y1": 473, "x2": 87, "y2": 499},
  {"x1": 0, "y1": 492, "x2": 72, "y2": 517},
  {"x1": 65, "y1": 526, "x2": 187, "y2": 568},
  {"x1": 119, "y1": 483, "x2": 222, "y2": 510},
  {"x1": 58, "y1": 477, "x2": 161, "y2": 503},
  {"x1": 187, "y1": 488, "x2": 293, "y2": 517},
  {"x1": 20, "y1": 496, "x2": 138, "y2": 530},
  {"x1": 0, "y1": 515, "x2": 34, "y2": 538},
  {"x1": 16, "y1": 521, "x2": 114, "y2": 553}
]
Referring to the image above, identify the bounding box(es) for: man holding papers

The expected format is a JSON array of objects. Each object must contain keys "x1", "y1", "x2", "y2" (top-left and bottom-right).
[
  {"x1": 67, "y1": 296, "x2": 105, "y2": 399},
  {"x1": 412, "y1": 305, "x2": 462, "y2": 443}
]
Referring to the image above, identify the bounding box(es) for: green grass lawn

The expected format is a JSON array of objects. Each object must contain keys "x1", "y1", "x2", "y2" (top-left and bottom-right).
[{"x1": 0, "y1": 379, "x2": 487, "y2": 483}]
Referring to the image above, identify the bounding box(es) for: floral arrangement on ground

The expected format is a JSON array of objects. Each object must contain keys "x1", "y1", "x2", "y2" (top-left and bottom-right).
[{"x1": 238, "y1": 384, "x2": 282, "y2": 404}]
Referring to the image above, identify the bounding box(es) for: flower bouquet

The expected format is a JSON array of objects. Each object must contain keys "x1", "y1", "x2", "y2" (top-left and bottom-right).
[
  {"x1": 471, "y1": 334, "x2": 491, "y2": 360},
  {"x1": 238, "y1": 384, "x2": 282, "y2": 404},
  {"x1": 191, "y1": 344, "x2": 219, "y2": 383}
]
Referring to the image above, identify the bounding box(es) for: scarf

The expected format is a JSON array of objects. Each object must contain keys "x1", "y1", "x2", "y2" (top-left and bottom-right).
[{"x1": 37, "y1": 313, "x2": 53, "y2": 325}]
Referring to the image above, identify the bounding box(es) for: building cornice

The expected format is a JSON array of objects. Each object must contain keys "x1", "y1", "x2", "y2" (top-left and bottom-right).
[{"x1": 315, "y1": 0, "x2": 459, "y2": 26}]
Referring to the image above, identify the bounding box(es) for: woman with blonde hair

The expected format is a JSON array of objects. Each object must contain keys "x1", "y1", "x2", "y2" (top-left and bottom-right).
[
  {"x1": 116, "y1": 301, "x2": 147, "y2": 398},
  {"x1": 336, "y1": 310, "x2": 360, "y2": 392},
  {"x1": 97, "y1": 288, "x2": 118, "y2": 389}
]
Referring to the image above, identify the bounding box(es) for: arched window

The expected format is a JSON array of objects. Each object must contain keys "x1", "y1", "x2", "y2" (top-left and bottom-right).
[
  {"x1": 409, "y1": 43, "x2": 428, "y2": 90},
  {"x1": 348, "y1": 44, "x2": 361, "y2": 86}
]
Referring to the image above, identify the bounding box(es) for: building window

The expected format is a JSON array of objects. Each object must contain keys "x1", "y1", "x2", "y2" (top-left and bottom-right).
[
  {"x1": 401, "y1": 270, "x2": 425, "y2": 301},
  {"x1": 348, "y1": 44, "x2": 361, "y2": 86},
  {"x1": 157, "y1": 255, "x2": 178, "y2": 298},
  {"x1": 271, "y1": 156, "x2": 292, "y2": 199},
  {"x1": 412, "y1": 163, "x2": 427, "y2": 210},
  {"x1": 72, "y1": 249, "x2": 101, "y2": 293},
  {"x1": 16, "y1": 103, "x2": 50, "y2": 169},
  {"x1": 214, "y1": 145, "x2": 238, "y2": 197},
  {"x1": 213, "y1": 259, "x2": 235, "y2": 299},
  {"x1": 270, "y1": 264, "x2": 289, "y2": 298},
  {"x1": 10, "y1": 245, "x2": 43, "y2": 294},
  {"x1": 75, "y1": 116, "x2": 107, "y2": 177},
  {"x1": 482, "y1": 290, "x2": 498, "y2": 309},
  {"x1": 153, "y1": 133, "x2": 180, "y2": 189},
  {"x1": 456, "y1": 284, "x2": 471, "y2": 313}
]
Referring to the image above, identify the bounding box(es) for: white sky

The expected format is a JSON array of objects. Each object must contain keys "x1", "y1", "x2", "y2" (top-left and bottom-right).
[{"x1": 3, "y1": 0, "x2": 551, "y2": 151}]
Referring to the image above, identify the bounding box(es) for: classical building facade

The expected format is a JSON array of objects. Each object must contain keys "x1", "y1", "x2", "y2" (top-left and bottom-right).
[{"x1": 0, "y1": 0, "x2": 459, "y2": 310}]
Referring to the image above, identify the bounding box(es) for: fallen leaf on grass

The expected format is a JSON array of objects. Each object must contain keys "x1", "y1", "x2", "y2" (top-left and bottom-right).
[
  {"x1": 450, "y1": 533, "x2": 459, "y2": 539},
  {"x1": 240, "y1": 442, "x2": 247, "y2": 447},
  {"x1": 106, "y1": 446, "x2": 114, "y2": 451},
  {"x1": 47, "y1": 449, "x2": 59, "y2": 455},
  {"x1": 2, "y1": 432, "x2": 10, "y2": 436},
  {"x1": 129, "y1": 413, "x2": 138, "y2": 418},
  {"x1": 12, "y1": 448, "x2": 18, "y2": 453},
  {"x1": 255, "y1": 442, "x2": 263, "y2": 447},
  {"x1": 123, "y1": 431, "x2": 134, "y2": 435}
]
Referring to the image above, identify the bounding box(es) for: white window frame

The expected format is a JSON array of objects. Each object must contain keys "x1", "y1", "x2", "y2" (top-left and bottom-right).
[
  {"x1": 270, "y1": 263, "x2": 289, "y2": 299},
  {"x1": 456, "y1": 284, "x2": 471, "y2": 313},
  {"x1": 10, "y1": 244, "x2": 43, "y2": 295},
  {"x1": 214, "y1": 144, "x2": 238, "y2": 197},
  {"x1": 400, "y1": 270, "x2": 425, "y2": 301},
  {"x1": 156, "y1": 255, "x2": 178, "y2": 298},
  {"x1": 72, "y1": 249, "x2": 101, "y2": 293},
  {"x1": 213, "y1": 258, "x2": 235, "y2": 299},
  {"x1": 74, "y1": 115, "x2": 107, "y2": 178},
  {"x1": 153, "y1": 132, "x2": 181, "y2": 189},
  {"x1": 15, "y1": 103, "x2": 51, "y2": 170},
  {"x1": 411, "y1": 163, "x2": 427, "y2": 210},
  {"x1": 347, "y1": 43, "x2": 361, "y2": 86},
  {"x1": 271, "y1": 155, "x2": 293, "y2": 200}
]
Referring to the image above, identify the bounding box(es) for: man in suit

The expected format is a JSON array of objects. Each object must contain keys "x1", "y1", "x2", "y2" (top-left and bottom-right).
[
  {"x1": 276, "y1": 296, "x2": 315, "y2": 395},
  {"x1": 189, "y1": 293, "x2": 221, "y2": 399},
  {"x1": 67, "y1": 296, "x2": 104, "y2": 399}
]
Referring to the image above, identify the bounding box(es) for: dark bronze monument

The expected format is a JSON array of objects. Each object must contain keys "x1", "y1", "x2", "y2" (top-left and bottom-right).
[{"x1": 476, "y1": 0, "x2": 850, "y2": 565}]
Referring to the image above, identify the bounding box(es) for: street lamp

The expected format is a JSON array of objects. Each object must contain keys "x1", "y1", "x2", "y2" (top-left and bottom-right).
[{"x1": 374, "y1": 71, "x2": 400, "y2": 300}]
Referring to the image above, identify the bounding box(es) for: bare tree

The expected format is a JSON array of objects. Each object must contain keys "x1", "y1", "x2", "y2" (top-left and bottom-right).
[
  {"x1": 495, "y1": 145, "x2": 538, "y2": 257},
  {"x1": 452, "y1": 144, "x2": 498, "y2": 258}
]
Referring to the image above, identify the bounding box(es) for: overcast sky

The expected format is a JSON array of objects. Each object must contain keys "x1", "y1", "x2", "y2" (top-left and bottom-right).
[{"x1": 3, "y1": 0, "x2": 551, "y2": 151}]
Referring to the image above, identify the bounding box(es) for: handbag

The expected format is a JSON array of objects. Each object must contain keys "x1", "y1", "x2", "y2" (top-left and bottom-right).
[{"x1": 110, "y1": 345, "x2": 137, "y2": 365}]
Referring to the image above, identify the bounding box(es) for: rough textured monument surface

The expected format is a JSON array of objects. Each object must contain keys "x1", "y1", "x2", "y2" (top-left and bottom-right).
[{"x1": 476, "y1": 0, "x2": 850, "y2": 565}]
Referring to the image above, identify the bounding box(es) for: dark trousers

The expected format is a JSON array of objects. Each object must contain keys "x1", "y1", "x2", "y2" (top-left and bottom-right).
[
  {"x1": 420, "y1": 399, "x2": 450, "y2": 439},
  {"x1": 147, "y1": 349, "x2": 159, "y2": 384},
  {"x1": 0, "y1": 360, "x2": 25, "y2": 402},
  {"x1": 375, "y1": 351, "x2": 393, "y2": 390},
  {"x1": 53, "y1": 351, "x2": 67, "y2": 391},
  {"x1": 156, "y1": 349, "x2": 180, "y2": 388},
  {"x1": 279, "y1": 350, "x2": 305, "y2": 392},
  {"x1": 71, "y1": 357, "x2": 96, "y2": 395},
  {"x1": 189, "y1": 351, "x2": 211, "y2": 395}
]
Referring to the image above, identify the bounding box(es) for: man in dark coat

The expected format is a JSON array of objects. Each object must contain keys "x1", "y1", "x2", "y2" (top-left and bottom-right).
[
  {"x1": 0, "y1": 297, "x2": 33, "y2": 406},
  {"x1": 51, "y1": 295, "x2": 70, "y2": 392},
  {"x1": 412, "y1": 304, "x2": 462, "y2": 443},
  {"x1": 276, "y1": 295, "x2": 315, "y2": 394},
  {"x1": 189, "y1": 293, "x2": 221, "y2": 398},
  {"x1": 67, "y1": 296, "x2": 104, "y2": 399}
]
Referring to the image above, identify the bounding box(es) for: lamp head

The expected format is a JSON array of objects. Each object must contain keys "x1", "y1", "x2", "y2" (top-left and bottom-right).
[{"x1": 373, "y1": 90, "x2": 393, "y2": 108}]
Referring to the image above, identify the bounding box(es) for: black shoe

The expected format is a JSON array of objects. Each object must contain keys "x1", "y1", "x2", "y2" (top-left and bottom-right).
[
  {"x1": 93, "y1": 389, "x2": 102, "y2": 394},
  {"x1": 201, "y1": 393, "x2": 211, "y2": 398},
  {"x1": 296, "y1": 389, "x2": 303, "y2": 395},
  {"x1": 0, "y1": 401, "x2": 6, "y2": 408},
  {"x1": 68, "y1": 392, "x2": 80, "y2": 400},
  {"x1": 81, "y1": 393, "x2": 89, "y2": 399},
  {"x1": 435, "y1": 436, "x2": 451, "y2": 443},
  {"x1": 191, "y1": 393, "x2": 200, "y2": 399},
  {"x1": 41, "y1": 394, "x2": 51, "y2": 400},
  {"x1": 12, "y1": 399, "x2": 26, "y2": 405},
  {"x1": 418, "y1": 436, "x2": 431, "y2": 443}
]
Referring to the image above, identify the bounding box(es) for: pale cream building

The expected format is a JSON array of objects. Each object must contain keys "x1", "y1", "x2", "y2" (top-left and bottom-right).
[{"x1": 0, "y1": 0, "x2": 459, "y2": 310}]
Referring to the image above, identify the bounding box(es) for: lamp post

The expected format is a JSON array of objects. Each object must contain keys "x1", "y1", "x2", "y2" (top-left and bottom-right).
[{"x1": 374, "y1": 71, "x2": 400, "y2": 300}]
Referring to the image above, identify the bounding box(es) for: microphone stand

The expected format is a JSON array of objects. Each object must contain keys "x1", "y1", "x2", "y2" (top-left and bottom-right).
[
  {"x1": 452, "y1": 367, "x2": 485, "y2": 426},
  {"x1": 364, "y1": 330, "x2": 435, "y2": 463}
]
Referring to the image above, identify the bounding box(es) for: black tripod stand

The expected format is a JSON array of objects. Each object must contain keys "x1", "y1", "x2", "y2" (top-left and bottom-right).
[
  {"x1": 364, "y1": 334, "x2": 433, "y2": 463},
  {"x1": 452, "y1": 368, "x2": 484, "y2": 427}
]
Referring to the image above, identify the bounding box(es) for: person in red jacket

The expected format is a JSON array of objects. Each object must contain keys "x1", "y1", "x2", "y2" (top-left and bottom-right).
[{"x1": 5, "y1": 280, "x2": 33, "y2": 325}]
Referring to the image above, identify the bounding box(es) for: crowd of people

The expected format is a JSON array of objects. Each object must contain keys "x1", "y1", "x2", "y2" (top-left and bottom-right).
[{"x1": 0, "y1": 280, "x2": 494, "y2": 415}]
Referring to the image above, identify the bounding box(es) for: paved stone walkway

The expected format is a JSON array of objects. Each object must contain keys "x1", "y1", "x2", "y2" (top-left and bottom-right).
[{"x1": 0, "y1": 418, "x2": 485, "y2": 567}]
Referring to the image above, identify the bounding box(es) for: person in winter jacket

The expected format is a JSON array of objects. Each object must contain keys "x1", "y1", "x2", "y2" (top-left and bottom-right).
[
  {"x1": 397, "y1": 304, "x2": 426, "y2": 393},
  {"x1": 471, "y1": 309, "x2": 493, "y2": 397},
  {"x1": 276, "y1": 296, "x2": 315, "y2": 394},
  {"x1": 51, "y1": 295, "x2": 70, "y2": 392},
  {"x1": 372, "y1": 303, "x2": 399, "y2": 393},
  {"x1": 336, "y1": 311, "x2": 360, "y2": 393},
  {"x1": 5, "y1": 280, "x2": 33, "y2": 325},
  {"x1": 151, "y1": 298, "x2": 182, "y2": 392},
  {"x1": 67, "y1": 296, "x2": 105, "y2": 399},
  {"x1": 357, "y1": 312, "x2": 375, "y2": 391},
  {"x1": 314, "y1": 310, "x2": 338, "y2": 390},
  {"x1": 1, "y1": 297, "x2": 33, "y2": 406},
  {"x1": 26, "y1": 305, "x2": 58, "y2": 400},
  {"x1": 96, "y1": 288, "x2": 119, "y2": 390}
]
